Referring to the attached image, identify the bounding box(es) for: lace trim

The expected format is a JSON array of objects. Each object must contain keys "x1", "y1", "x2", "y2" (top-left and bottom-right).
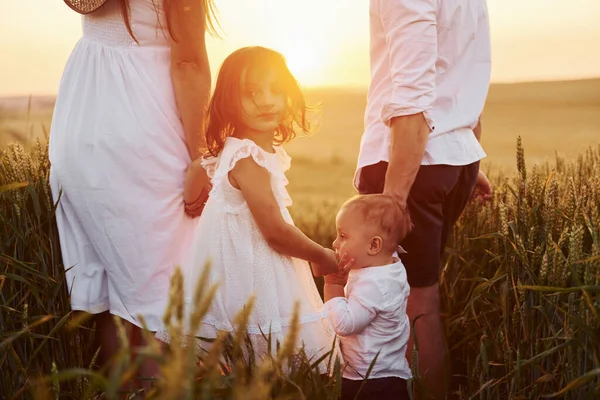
[
  {"x1": 205, "y1": 138, "x2": 293, "y2": 211},
  {"x1": 232, "y1": 143, "x2": 268, "y2": 174},
  {"x1": 210, "y1": 140, "x2": 267, "y2": 180},
  {"x1": 201, "y1": 155, "x2": 218, "y2": 179},
  {"x1": 274, "y1": 146, "x2": 291, "y2": 173}
]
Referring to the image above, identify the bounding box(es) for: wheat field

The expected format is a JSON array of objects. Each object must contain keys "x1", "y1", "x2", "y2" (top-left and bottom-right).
[{"x1": 1, "y1": 79, "x2": 599, "y2": 399}]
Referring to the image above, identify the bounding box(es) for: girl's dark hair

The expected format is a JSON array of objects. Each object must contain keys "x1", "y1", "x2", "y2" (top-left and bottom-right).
[{"x1": 205, "y1": 46, "x2": 311, "y2": 156}]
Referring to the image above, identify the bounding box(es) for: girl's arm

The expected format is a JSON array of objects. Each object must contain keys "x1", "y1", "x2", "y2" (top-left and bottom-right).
[
  {"x1": 230, "y1": 157, "x2": 338, "y2": 273},
  {"x1": 168, "y1": 0, "x2": 212, "y2": 160}
]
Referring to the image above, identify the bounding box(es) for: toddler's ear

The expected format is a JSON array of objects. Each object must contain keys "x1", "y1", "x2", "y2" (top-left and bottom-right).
[{"x1": 368, "y1": 236, "x2": 383, "y2": 255}]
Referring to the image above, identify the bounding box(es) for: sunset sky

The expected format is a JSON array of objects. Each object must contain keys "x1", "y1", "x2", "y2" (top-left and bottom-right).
[{"x1": 0, "y1": 0, "x2": 599, "y2": 96}]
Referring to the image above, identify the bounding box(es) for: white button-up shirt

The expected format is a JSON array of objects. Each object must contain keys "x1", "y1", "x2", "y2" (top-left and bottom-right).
[
  {"x1": 355, "y1": 0, "x2": 491, "y2": 187},
  {"x1": 325, "y1": 261, "x2": 411, "y2": 380}
]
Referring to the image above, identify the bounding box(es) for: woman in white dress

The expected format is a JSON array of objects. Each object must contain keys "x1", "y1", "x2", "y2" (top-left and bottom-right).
[
  {"x1": 49, "y1": 0, "x2": 215, "y2": 376},
  {"x1": 157, "y1": 47, "x2": 340, "y2": 367}
]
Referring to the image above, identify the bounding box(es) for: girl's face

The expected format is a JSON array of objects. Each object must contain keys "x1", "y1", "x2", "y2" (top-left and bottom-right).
[{"x1": 238, "y1": 67, "x2": 287, "y2": 134}]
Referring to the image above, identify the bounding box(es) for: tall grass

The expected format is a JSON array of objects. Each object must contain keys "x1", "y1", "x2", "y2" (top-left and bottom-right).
[
  {"x1": 0, "y1": 140, "x2": 342, "y2": 399},
  {"x1": 0, "y1": 140, "x2": 96, "y2": 398},
  {"x1": 441, "y1": 139, "x2": 600, "y2": 399},
  {"x1": 293, "y1": 139, "x2": 600, "y2": 399},
  {"x1": 1, "y1": 138, "x2": 599, "y2": 399}
]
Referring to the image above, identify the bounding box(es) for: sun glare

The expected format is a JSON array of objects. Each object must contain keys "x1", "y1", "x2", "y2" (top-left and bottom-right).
[{"x1": 281, "y1": 42, "x2": 323, "y2": 87}]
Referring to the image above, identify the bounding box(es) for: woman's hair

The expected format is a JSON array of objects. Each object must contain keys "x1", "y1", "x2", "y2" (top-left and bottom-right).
[
  {"x1": 205, "y1": 46, "x2": 310, "y2": 156},
  {"x1": 117, "y1": 0, "x2": 219, "y2": 42}
]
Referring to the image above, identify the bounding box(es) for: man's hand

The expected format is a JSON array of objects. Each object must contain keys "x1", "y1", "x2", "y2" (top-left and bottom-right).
[
  {"x1": 183, "y1": 158, "x2": 212, "y2": 218},
  {"x1": 471, "y1": 169, "x2": 492, "y2": 203}
]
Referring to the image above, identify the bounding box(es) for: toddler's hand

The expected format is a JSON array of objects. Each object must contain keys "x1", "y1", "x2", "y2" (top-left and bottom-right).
[
  {"x1": 311, "y1": 248, "x2": 339, "y2": 277},
  {"x1": 324, "y1": 270, "x2": 349, "y2": 286},
  {"x1": 338, "y1": 252, "x2": 355, "y2": 274}
]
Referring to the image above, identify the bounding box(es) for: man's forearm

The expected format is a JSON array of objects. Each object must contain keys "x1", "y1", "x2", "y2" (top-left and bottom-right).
[{"x1": 383, "y1": 113, "x2": 430, "y2": 207}]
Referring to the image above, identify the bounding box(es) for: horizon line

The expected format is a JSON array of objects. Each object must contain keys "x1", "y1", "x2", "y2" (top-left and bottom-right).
[{"x1": 1, "y1": 75, "x2": 599, "y2": 99}]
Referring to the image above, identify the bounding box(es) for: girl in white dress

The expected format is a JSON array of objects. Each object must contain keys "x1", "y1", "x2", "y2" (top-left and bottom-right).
[{"x1": 161, "y1": 46, "x2": 340, "y2": 363}]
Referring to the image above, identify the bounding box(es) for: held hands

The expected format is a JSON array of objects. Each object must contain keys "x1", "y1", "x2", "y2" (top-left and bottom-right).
[
  {"x1": 324, "y1": 252, "x2": 354, "y2": 286},
  {"x1": 311, "y1": 248, "x2": 355, "y2": 280},
  {"x1": 311, "y1": 248, "x2": 339, "y2": 277},
  {"x1": 183, "y1": 157, "x2": 212, "y2": 218}
]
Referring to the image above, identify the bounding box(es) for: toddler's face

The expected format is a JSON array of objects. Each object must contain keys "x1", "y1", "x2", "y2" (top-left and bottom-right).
[
  {"x1": 239, "y1": 68, "x2": 286, "y2": 134},
  {"x1": 332, "y1": 207, "x2": 374, "y2": 269}
]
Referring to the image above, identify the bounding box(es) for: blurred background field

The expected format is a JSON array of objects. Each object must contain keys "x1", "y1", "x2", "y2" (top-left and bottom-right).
[{"x1": 2, "y1": 78, "x2": 599, "y2": 209}]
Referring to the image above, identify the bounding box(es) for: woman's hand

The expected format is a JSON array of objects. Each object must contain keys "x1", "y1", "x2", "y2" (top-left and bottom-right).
[{"x1": 183, "y1": 158, "x2": 212, "y2": 218}]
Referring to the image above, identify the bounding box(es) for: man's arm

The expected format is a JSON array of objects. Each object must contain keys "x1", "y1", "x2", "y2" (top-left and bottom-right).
[
  {"x1": 379, "y1": 0, "x2": 438, "y2": 208},
  {"x1": 385, "y1": 114, "x2": 430, "y2": 208}
]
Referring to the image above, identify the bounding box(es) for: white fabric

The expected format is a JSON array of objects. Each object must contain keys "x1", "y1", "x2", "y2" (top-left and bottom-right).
[
  {"x1": 49, "y1": 0, "x2": 192, "y2": 330},
  {"x1": 325, "y1": 260, "x2": 411, "y2": 380},
  {"x1": 355, "y1": 0, "x2": 491, "y2": 187},
  {"x1": 156, "y1": 137, "x2": 338, "y2": 366}
]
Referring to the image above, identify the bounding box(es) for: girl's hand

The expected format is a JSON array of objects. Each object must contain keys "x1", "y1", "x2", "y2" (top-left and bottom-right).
[
  {"x1": 183, "y1": 158, "x2": 212, "y2": 218},
  {"x1": 311, "y1": 249, "x2": 339, "y2": 277}
]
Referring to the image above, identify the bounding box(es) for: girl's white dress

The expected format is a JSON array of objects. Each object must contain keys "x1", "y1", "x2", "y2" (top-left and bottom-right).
[{"x1": 158, "y1": 137, "x2": 337, "y2": 362}]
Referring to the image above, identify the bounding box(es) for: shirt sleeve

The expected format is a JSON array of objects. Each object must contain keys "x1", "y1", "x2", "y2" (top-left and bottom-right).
[
  {"x1": 324, "y1": 281, "x2": 383, "y2": 337},
  {"x1": 378, "y1": 0, "x2": 437, "y2": 130}
]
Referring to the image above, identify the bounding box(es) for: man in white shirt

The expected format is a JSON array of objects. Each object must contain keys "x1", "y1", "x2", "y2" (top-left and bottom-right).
[{"x1": 354, "y1": 1, "x2": 493, "y2": 397}]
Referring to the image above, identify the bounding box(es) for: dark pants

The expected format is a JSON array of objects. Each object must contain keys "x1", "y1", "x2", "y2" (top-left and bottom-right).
[
  {"x1": 341, "y1": 377, "x2": 410, "y2": 400},
  {"x1": 357, "y1": 161, "x2": 479, "y2": 287}
]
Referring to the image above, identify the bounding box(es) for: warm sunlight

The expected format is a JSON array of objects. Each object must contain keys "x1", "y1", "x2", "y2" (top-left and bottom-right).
[
  {"x1": 281, "y1": 40, "x2": 324, "y2": 87},
  {"x1": 2, "y1": 2, "x2": 600, "y2": 400},
  {"x1": 0, "y1": 0, "x2": 599, "y2": 95}
]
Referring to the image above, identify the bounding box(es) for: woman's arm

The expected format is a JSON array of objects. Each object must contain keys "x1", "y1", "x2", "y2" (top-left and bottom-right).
[
  {"x1": 230, "y1": 157, "x2": 338, "y2": 273},
  {"x1": 168, "y1": 0, "x2": 212, "y2": 160}
]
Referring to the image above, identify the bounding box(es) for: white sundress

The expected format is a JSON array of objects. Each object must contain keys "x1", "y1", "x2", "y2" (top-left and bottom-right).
[
  {"x1": 49, "y1": 0, "x2": 194, "y2": 330},
  {"x1": 157, "y1": 137, "x2": 338, "y2": 365}
]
